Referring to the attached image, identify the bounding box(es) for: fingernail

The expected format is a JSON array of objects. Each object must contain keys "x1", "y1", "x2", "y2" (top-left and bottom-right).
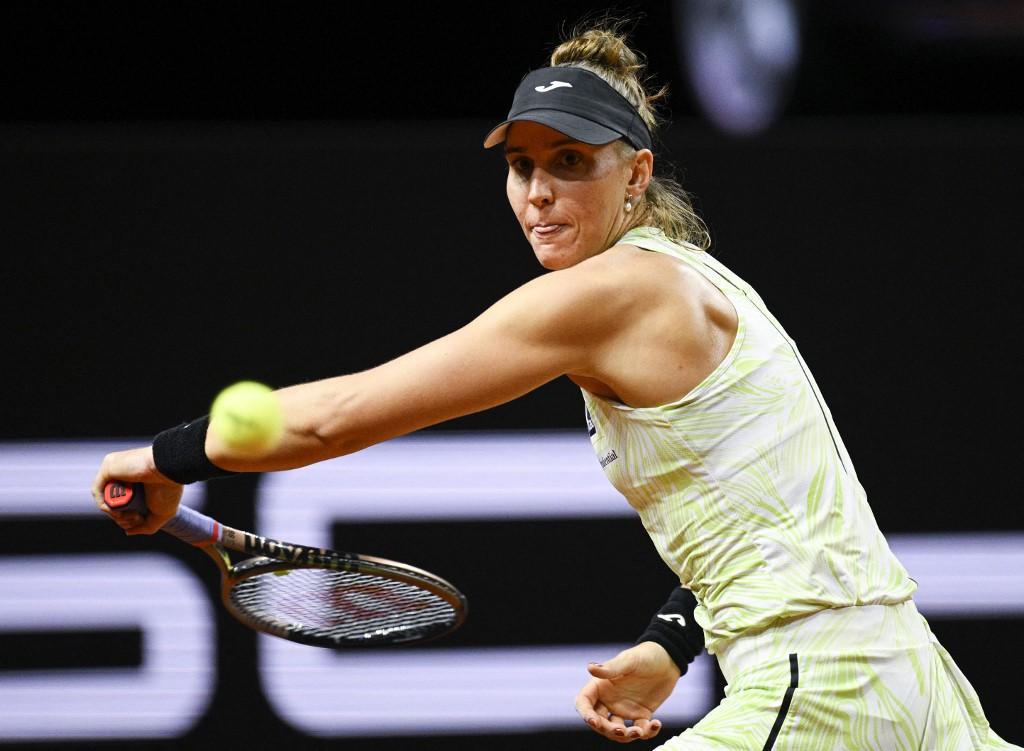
[
  {"x1": 589, "y1": 662, "x2": 603, "y2": 667},
  {"x1": 587, "y1": 718, "x2": 597, "y2": 728},
  {"x1": 613, "y1": 728, "x2": 624, "y2": 737}
]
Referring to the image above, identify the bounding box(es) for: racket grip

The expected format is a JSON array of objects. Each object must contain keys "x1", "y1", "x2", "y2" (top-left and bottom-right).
[
  {"x1": 103, "y1": 482, "x2": 219, "y2": 546},
  {"x1": 161, "y1": 505, "x2": 220, "y2": 546}
]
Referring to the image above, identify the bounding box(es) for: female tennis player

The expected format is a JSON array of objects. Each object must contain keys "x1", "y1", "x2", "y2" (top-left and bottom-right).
[{"x1": 93, "y1": 19, "x2": 1018, "y2": 750}]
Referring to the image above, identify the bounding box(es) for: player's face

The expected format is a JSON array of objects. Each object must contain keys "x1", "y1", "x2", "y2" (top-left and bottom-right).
[{"x1": 505, "y1": 121, "x2": 636, "y2": 270}]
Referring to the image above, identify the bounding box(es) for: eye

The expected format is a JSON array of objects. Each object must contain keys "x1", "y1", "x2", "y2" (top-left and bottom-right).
[
  {"x1": 507, "y1": 156, "x2": 532, "y2": 175},
  {"x1": 560, "y1": 150, "x2": 583, "y2": 167}
]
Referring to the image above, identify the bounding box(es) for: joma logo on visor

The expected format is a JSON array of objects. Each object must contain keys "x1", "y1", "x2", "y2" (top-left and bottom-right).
[{"x1": 535, "y1": 81, "x2": 572, "y2": 93}]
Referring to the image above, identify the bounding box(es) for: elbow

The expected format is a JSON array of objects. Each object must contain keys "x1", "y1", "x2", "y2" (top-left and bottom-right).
[
  {"x1": 301, "y1": 383, "x2": 366, "y2": 459},
  {"x1": 275, "y1": 371, "x2": 415, "y2": 465}
]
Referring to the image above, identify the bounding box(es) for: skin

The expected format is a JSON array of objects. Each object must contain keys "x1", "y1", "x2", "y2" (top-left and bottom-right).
[
  {"x1": 506, "y1": 121, "x2": 643, "y2": 271},
  {"x1": 576, "y1": 641, "x2": 682, "y2": 742},
  {"x1": 92, "y1": 120, "x2": 737, "y2": 744}
]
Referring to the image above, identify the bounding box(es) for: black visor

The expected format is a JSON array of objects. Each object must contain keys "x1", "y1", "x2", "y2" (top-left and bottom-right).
[{"x1": 483, "y1": 66, "x2": 653, "y2": 152}]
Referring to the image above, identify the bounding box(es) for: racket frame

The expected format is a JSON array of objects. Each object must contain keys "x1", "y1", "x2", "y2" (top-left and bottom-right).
[
  {"x1": 104, "y1": 482, "x2": 468, "y2": 647},
  {"x1": 204, "y1": 526, "x2": 468, "y2": 647}
]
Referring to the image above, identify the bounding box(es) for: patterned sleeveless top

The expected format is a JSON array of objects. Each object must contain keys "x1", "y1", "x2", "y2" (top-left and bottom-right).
[{"x1": 582, "y1": 227, "x2": 915, "y2": 653}]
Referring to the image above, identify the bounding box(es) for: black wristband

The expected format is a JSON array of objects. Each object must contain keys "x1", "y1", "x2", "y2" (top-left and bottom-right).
[
  {"x1": 152, "y1": 415, "x2": 238, "y2": 485},
  {"x1": 635, "y1": 587, "x2": 705, "y2": 674}
]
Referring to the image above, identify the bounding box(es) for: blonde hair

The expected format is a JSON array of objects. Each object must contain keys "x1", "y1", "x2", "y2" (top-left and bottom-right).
[{"x1": 550, "y1": 19, "x2": 711, "y2": 250}]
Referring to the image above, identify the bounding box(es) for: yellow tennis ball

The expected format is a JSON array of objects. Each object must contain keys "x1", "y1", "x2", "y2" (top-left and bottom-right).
[{"x1": 209, "y1": 381, "x2": 284, "y2": 457}]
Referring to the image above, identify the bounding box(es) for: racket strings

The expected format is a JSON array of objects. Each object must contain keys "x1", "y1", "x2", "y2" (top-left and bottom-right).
[{"x1": 229, "y1": 567, "x2": 460, "y2": 646}]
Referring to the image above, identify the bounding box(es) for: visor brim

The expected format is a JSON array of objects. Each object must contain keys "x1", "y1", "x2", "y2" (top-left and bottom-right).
[{"x1": 483, "y1": 111, "x2": 625, "y2": 149}]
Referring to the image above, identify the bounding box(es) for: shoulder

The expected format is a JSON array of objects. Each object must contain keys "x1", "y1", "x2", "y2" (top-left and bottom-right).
[
  {"x1": 575, "y1": 242, "x2": 687, "y2": 288},
  {"x1": 496, "y1": 246, "x2": 654, "y2": 326},
  {"x1": 477, "y1": 243, "x2": 704, "y2": 346},
  {"x1": 580, "y1": 244, "x2": 734, "y2": 351},
  {"x1": 524, "y1": 243, "x2": 703, "y2": 315},
  {"x1": 575, "y1": 243, "x2": 703, "y2": 310}
]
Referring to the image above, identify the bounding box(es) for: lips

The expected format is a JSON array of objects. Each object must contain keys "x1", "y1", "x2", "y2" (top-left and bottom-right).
[{"x1": 531, "y1": 223, "x2": 563, "y2": 237}]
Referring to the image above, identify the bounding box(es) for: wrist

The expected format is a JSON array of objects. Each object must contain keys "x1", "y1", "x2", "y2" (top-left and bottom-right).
[
  {"x1": 143, "y1": 445, "x2": 168, "y2": 481},
  {"x1": 635, "y1": 640, "x2": 683, "y2": 679},
  {"x1": 152, "y1": 415, "x2": 239, "y2": 485},
  {"x1": 635, "y1": 587, "x2": 705, "y2": 675}
]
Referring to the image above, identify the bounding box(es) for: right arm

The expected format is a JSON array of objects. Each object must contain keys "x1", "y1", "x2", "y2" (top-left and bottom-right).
[
  {"x1": 213, "y1": 255, "x2": 635, "y2": 468},
  {"x1": 93, "y1": 255, "x2": 645, "y2": 531}
]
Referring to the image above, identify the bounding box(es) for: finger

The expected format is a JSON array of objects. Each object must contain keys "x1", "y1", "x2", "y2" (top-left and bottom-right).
[
  {"x1": 111, "y1": 511, "x2": 141, "y2": 527},
  {"x1": 124, "y1": 513, "x2": 171, "y2": 536},
  {"x1": 574, "y1": 682, "x2": 601, "y2": 727},
  {"x1": 577, "y1": 695, "x2": 634, "y2": 743},
  {"x1": 92, "y1": 468, "x2": 110, "y2": 505},
  {"x1": 92, "y1": 452, "x2": 125, "y2": 502},
  {"x1": 107, "y1": 509, "x2": 147, "y2": 533},
  {"x1": 629, "y1": 717, "x2": 662, "y2": 740},
  {"x1": 608, "y1": 713, "x2": 638, "y2": 741},
  {"x1": 588, "y1": 661, "x2": 616, "y2": 679},
  {"x1": 588, "y1": 651, "x2": 636, "y2": 680},
  {"x1": 593, "y1": 702, "x2": 622, "y2": 734},
  {"x1": 104, "y1": 496, "x2": 168, "y2": 537},
  {"x1": 587, "y1": 714, "x2": 636, "y2": 743}
]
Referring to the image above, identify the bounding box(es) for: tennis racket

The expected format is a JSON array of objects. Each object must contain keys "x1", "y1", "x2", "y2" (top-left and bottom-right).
[{"x1": 103, "y1": 481, "x2": 467, "y2": 648}]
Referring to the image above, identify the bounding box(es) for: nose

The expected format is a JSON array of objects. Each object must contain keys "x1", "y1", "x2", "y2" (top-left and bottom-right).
[{"x1": 527, "y1": 169, "x2": 554, "y2": 207}]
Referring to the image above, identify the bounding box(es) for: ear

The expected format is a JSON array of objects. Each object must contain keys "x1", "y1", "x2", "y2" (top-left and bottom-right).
[{"x1": 628, "y1": 149, "x2": 654, "y2": 195}]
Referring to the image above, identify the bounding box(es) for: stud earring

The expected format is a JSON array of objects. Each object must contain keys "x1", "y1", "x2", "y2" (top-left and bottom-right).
[{"x1": 624, "y1": 195, "x2": 633, "y2": 213}]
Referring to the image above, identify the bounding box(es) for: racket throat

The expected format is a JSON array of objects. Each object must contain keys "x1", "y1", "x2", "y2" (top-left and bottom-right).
[{"x1": 242, "y1": 534, "x2": 334, "y2": 567}]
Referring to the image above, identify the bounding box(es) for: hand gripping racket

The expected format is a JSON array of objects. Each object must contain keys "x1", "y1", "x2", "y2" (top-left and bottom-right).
[{"x1": 103, "y1": 481, "x2": 467, "y2": 647}]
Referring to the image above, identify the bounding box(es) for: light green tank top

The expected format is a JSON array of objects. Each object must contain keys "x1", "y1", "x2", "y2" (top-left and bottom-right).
[{"x1": 583, "y1": 227, "x2": 916, "y2": 654}]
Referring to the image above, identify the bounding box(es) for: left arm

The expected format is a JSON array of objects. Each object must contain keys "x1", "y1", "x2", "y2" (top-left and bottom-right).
[{"x1": 575, "y1": 587, "x2": 704, "y2": 742}]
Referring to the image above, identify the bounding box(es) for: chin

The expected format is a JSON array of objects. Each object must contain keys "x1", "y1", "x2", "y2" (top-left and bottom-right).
[
  {"x1": 530, "y1": 239, "x2": 585, "y2": 271},
  {"x1": 533, "y1": 249, "x2": 574, "y2": 271}
]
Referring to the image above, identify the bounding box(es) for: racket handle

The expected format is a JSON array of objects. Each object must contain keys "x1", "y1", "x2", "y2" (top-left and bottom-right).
[
  {"x1": 162, "y1": 505, "x2": 220, "y2": 546},
  {"x1": 103, "y1": 482, "x2": 220, "y2": 546}
]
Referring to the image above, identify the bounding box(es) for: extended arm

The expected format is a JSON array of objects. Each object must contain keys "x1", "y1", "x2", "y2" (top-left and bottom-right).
[
  {"x1": 92, "y1": 259, "x2": 631, "y2": 531},
  {"x1": 211, "y1": 260, "x2": 624, "y2": 469}
]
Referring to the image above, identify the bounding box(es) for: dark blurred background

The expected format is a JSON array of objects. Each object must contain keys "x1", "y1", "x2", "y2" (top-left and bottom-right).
[{"x1": 1, "y1": 0, "x2": 1022, "y2": 748}]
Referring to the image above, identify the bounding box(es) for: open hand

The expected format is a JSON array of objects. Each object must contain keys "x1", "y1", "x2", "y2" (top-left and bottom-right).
[{"x1": 575, "y1": 641, "x2": 681, "y2": 743}]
